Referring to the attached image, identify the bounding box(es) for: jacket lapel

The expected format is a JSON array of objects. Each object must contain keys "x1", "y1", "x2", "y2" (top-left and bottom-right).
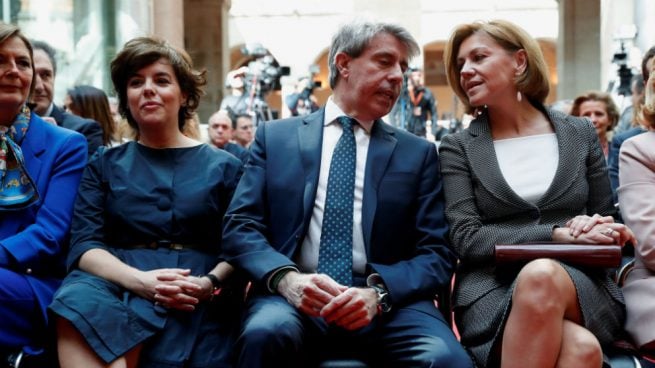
[
  {"x1": 536, "y1": 109, "x2": 584, "y2": 207},
  {"x1": 23, "y1": 113, "x2": 46, "y2": 185},
  {"x1": 467, "y1": 111, "x2": 529, "y2": 209},
  {"x1": 362, "y1": 120, "x2": 396, "y2": 250},
  {"x1": 1, "y1": 113, "x2": 45, "y2": 235},
  {"x1": 298, "y1": 109, "x2": 325, "y2": 224}
]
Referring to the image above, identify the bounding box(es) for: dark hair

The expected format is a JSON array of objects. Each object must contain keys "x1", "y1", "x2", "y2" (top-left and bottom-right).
[
  {"x1": 110, "y1": 37, "x2": 206, "y2": 132},
  {"x1": 570, "y1": 91, "x2": 620, "y2": 130},
  {"x1": 444, "y1": 20, "x2": 550, "y2": 114},
  {"x1": 234, "y1": 113, "x2": 253, "y2": 129},
  {"x1": 642, "y1": 46, "x2": 655, "y2": 82},
  {"x1": 30, "y1": 39, "x2": 57, "y2": 75},
  {"x1": 67, "y1": 85, "x2": 116, "y2": 145},
  {"x1": 328, "y1": 20, "x2": 419, "y2": 89},
  {"x1": 0, "y1": 22, "x2": 36, "y2": 99}
]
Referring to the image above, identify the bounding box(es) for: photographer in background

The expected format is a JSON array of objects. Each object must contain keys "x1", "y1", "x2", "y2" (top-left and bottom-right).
[
  {"x1": 406, "y1": 68, "x2": 438, "y2": 139},
  {"x1": 285, "y1": 76, "x2": 320, "y2": 116},
  {"x1": 219, "y1": 66, "x2": 250, "y2": 121}
]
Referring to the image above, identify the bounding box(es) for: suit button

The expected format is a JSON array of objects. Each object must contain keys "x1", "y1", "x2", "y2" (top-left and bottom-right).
[
  {"x1": 157, "y1": 197, "x2": 171, "y2": 211},
  {"x1": 531, "y1": 210, "x2": 540, "y2": 219},
  {"x1": 26, "y1": 268, "x2": 32, "y2": 274}
]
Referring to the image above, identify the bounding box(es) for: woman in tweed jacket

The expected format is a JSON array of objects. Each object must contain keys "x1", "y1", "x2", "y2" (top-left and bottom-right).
[{"x1": 440, "y1": 20, "x2": 635, "y2": 368}]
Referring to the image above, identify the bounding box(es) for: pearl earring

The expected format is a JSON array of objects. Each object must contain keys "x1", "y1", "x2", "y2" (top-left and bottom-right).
[{"x1": 516, "y1": 91, "x2": 522, "y2": 102}]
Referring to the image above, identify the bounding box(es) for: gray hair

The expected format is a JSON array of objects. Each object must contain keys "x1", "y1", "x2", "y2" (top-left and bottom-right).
[{"x1": 328, "y1": 21, "x2": 420, "y2": 89}]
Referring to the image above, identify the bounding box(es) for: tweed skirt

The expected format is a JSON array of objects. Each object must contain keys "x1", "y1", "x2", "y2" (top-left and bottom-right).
[{"x1": 455, "y1": 263, "x2": 625, "y2": 368}]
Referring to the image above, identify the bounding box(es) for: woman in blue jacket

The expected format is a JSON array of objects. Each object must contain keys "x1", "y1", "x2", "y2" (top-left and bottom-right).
[{"x1": 0, "y1": 22, "x2": 87, "y2": 361}]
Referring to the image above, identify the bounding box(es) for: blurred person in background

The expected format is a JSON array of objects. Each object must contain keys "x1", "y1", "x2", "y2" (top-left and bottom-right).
[
  {"x1": 64, "y1": 85, "x2": 121, "y2": 147},
  {"x1": 29, "y1": 40, "x2": 103, "y2": 158},
  {"x1": 608, "y1": 47, "x2": 655, "y2": 199},
  {"x1": 233, "y1": 113, "x2": 254, "y2": 148},
  {"x1": 109, "y1": 95, "x2": 136, "y2": 141},
  {"x1": 571, "y1": 91, "x2": 620, "y2": 161},
  {"x1": 285, "y1": 76, "x2": 319, "y2": 116},
  {"x1": 220, "y1": 66, "x2": 249, "y2": 120},
  {"x1": 208, "y1": 110, "x2": 249, "y2": 164},
  {"x1": 406, "y1": 68, "x2": 438, "y2": 139},
  {"x1": 615, "y1": 73, "x2": 646, "y2": 135},
  {"x1": 0, "y1": 22, "x2": 87, "y2": 366}
]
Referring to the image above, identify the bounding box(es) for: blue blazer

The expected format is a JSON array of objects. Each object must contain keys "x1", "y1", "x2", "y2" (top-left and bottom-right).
[
  {"x1": 222, "y1": 109, "x2": 456, "y2": 309},
  {"x1": 0, "y1": 113, "x2": 87, "y2": 324}
]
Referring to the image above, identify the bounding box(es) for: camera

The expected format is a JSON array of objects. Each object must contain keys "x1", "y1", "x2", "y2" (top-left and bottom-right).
[
  {"x1": 610, "y1": 24, "x2": 637, "y2": 96},
  {"x1": 241, "y1": 43, "x2": 290, "y2": 96},
  {"x1": 612, "y1": 43, "x2": 633, "y2": 96}
]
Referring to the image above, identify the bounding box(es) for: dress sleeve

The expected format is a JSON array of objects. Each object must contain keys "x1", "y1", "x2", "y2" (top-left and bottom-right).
[{"x1": 66, "y1": 148, "x2": 111, "y2": 270}]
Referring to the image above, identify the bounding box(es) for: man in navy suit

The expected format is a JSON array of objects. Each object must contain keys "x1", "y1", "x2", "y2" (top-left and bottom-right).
[
  {"x1": 222, "y1": 20, "x2": 470, "y2": 368},
  {"x1": 30, "y1": 40, "x2": 103, "y2": 157}
]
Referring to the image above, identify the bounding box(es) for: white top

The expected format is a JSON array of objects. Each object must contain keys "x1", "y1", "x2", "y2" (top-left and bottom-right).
[
  {"x1": 297, "y1": 97, "x2": 371, "y2": 275},
  {"x1": 494, "y1": 133, "x2": 559, "y2": 204}
]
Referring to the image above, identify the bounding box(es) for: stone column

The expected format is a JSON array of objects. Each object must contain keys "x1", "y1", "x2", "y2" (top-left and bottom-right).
[
  {"x1": 635, "y1": 0, "x2": 655, "y2": 53},
  {"x1": 184, "y1": 0, "x2": 231, "y2": 124},
  {"x1": 557, "y1": 0, "x2": 601, "y2": 100},
  {"x1": 152, "y1": 0, "x2": 185, "y2": 49}
]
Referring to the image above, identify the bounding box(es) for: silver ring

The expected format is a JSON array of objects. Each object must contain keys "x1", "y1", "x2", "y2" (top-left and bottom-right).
[{"x1": 604, "y1": 228, "x2": 614, "y2": 236}]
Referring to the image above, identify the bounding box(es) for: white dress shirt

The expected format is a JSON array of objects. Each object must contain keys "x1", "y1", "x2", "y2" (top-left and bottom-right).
[{"x1": 297, "y1": 97, "x2": 371, "y2": 275}]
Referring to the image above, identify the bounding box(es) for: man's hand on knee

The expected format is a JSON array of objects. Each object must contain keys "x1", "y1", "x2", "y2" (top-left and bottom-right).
[
  {"x1": 278, "y1": 271, "x2": 347, "y2": 317},
  {"x1": 321, "y1": 287, "x2": 378, "y2": 330}
]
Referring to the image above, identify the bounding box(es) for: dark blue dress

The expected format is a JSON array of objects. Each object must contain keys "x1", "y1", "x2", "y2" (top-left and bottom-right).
[{"x1": 49, "y1": 142, "x2": 243, "y2": 367}]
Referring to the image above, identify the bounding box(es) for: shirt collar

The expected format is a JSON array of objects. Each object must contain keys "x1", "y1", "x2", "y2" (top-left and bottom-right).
[
  {"x1": 44, "y1": 103, "x2": 54, "y2": 117},
  {"x1": 324, "y1": 96, "x2": 373, "y2": 133}
]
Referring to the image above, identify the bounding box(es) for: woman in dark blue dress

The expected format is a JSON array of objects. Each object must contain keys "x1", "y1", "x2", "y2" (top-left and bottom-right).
[{"x1": 50, "y1": 37, "x2": 244, "y2": 367}]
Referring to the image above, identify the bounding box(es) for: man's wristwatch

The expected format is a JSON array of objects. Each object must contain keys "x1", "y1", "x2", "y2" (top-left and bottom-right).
[
  {"x1": 370, "y1": 285, "x2": 391, "y2": 315},
  {"x1": 203, "y1": 274, "x2": 223, "y2": 298}
]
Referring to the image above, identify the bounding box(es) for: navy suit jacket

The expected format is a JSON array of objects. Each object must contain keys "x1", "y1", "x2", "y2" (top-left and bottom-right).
[
  {"x1": 0, "y1": 113, "x2": 87, "y2": 327},
  {"x1": 50, "y1": 104, "x2": 103, "y2": 157},
  {"x1": 608, "y1": 126, "x2": 646, "y2": 201},
  {"x1": 224, "y1": 142, "x2": 249, "y2": 164},
  {"x1": 222, "y1": 108, "x2": 456, "y2": 309}
]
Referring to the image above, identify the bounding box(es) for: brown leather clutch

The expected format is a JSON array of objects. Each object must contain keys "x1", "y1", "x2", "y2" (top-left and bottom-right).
[{"x1": 495, "y1": 243, "x2": 622, "y2": 268}]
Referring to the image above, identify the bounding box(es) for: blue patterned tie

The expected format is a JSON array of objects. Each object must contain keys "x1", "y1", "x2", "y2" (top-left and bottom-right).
[{"x1": 318, "y1": 116, "x2": 356, "y2": 286}]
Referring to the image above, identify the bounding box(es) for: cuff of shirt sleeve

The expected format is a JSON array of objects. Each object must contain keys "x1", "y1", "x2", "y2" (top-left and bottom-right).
[
  {"x1": 366, "y1": 273, "x2": 387, "y2": 289},
  {"x1": 266, "y1": 266, "x2": 299, "y2": 293}
]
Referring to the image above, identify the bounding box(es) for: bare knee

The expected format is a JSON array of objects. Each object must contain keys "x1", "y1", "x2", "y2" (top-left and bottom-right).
[
  {"x1": 558, "y1": 326, "x2": 602, "y2": 368},
  {"x1": 512, "y1": 259, "x2": 570, "y2": 316}
]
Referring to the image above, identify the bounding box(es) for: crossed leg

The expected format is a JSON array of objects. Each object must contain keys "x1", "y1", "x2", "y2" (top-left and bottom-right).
[{"x1": 500, "y1": 259, "x2": 602, "y2": 368}]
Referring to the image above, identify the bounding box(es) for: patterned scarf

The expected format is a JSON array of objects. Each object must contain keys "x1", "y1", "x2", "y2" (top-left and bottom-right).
[{"x1": 0, "y1": 105, "x2": 39, "y2": 210}]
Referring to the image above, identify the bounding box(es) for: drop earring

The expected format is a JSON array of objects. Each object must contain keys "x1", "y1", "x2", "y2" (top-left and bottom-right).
[{"x1": 516, "y1": 91, "x2": 522, "y2": 102}]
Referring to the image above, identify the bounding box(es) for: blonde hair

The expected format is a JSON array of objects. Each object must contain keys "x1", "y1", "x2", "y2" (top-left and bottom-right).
[
  {"x1": 570, "y1": 91, "x2": 620, "y2": 131},
  {"x1": 443, "y1": 19, "x2": 550, "y2": 114}
]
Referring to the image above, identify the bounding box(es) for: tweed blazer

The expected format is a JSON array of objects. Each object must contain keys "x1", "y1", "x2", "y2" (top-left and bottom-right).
[{"x1": 439, "y1": 106, "x2": 622, "y2": 309}]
